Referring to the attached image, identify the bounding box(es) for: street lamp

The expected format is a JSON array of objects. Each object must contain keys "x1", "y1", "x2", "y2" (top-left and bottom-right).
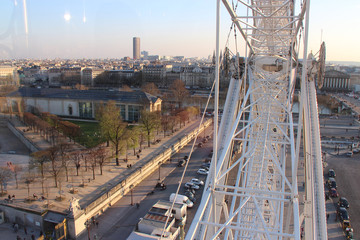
[
  {"x1": 84, "y1": 219, "x2": 91, "y2": 240},
  {"x1": 158, "y1": 162, "x2": 162, "y2": 180},
  {"x1": 129, "y1": 184, "x2": 134, "y2": 206}
]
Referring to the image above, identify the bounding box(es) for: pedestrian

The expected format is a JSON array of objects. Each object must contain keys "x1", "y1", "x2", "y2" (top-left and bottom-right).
[
  {"x1": 96, "y1": 221, "x2": 99, "y2": 228},
  {"x1": 24, "y1": 226, "x2": 27, "y2": 235},
  {"x1": 137, "y1": 154, "x2": 140, "y2": 159},
  {"x1": 94, "y1": 233, "x2": 98, "y2": 240},
  {"x1": 136, "y1": 203, "x2": 140, "y2": 209},
  {"x1": 31, "y1": 234, "x2": 35, "y2": 240},
  {"x1": 326, "y1": 213, "x2": 329, "y2": 220}
]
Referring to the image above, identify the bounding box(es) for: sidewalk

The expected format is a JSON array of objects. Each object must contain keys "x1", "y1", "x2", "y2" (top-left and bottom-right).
[{"x1": 0, "y1": 113, "x2": 210, "y2": 239}]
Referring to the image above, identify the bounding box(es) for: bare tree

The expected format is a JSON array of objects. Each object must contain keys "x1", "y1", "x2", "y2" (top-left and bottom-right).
[
  {"x1": 169, "y1": 115, "x2": 179, "y2": 133},
  {"x1": 169, "y1": 79, "x2": 189, "y2": 109},
  {"x1": 58, "y1": 142, "x2": 71, "y2": 182},
  {"x1": 0, "y1": 167, "x2": 12, "y2": 195},
  {"x1": 46, "y1": 146, "x2": 63, "y2": 188},
  {"x1": 141, "y1": 82, "x2": 160, "y2": 96},
  {"x1": 13, "y1": 165, "x2": 23, "y2": 189},
  {"x1": 161, "y1": 115, "x2": 170, "y2": 137},
  {"x1": 94, "y1": 147, "x2": 108, "y2": 175},
  {"x1": 177, "y1": 110, "x2": 189, "y2": 127},
  {"x1": 30, "y1": 151, "x2": 50, "y2": 194},
  {"x1": 88, "y1": 148, "x2": 97, "y2": 180},
  {"x1": 23, "y1": 173, "x2": 35, "y2": 199},
  {"x1": 70, "y1": 151, "x2": 82, "y2": 176}
]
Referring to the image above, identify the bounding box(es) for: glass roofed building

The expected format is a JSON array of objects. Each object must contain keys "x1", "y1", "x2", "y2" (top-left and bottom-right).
[{"x1": 7, "y1": 87, "x2": 161, "y2": 122}]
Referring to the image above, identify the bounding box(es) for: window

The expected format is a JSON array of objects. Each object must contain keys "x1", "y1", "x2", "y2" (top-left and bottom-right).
[
  {"x1": 68, "y1": 105, "x2": 73, "y2": 115},
  {"x1": 128, "y1": 105, "x2": 141, "y2": 122},
  {"x1": 119, "y1": 104, "x2": 126, "y2": 120},
  {"x1": 79, "y1": 102, "x2": 93, "y2": 118}
]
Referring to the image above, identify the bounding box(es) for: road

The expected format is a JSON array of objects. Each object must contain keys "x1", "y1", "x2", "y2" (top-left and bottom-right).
[
  {"x1": 87, "y1": 132, "x2": 213, "y2": 240},
  {"x1": 320, "y1": 115, "x2": 360, "y2": 239}
]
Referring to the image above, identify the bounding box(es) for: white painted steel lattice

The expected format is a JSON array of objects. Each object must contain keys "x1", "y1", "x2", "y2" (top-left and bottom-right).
[{"x1": 186, "y1": 0, "x2": 327, "y2": 239}]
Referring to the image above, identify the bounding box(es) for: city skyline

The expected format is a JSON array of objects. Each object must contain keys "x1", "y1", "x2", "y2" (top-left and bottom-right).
[{"x1": 0, "y1": 0, "x2": 359, "y2": 62}]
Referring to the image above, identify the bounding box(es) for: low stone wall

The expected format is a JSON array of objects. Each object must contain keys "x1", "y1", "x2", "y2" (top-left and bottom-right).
[
  {"x1": 68, "y1": 118, "x2": 212, "y2": 239},
  {"x1": 0, "y1": 203, "x2": 44, "y2": 230},
  {"x1": 7, "y1": 120, "x2": 40, "y2": 152}
]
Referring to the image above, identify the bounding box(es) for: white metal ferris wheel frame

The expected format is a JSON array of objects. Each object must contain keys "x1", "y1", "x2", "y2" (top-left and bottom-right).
[{"x1": 186, "y1": 0, "x2": 327, "y2": 239}]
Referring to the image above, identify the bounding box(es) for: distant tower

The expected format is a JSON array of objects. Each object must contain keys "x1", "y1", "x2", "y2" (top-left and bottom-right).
[{"x1": 133, "y1": 37, "x2": 140, "y2": 60}]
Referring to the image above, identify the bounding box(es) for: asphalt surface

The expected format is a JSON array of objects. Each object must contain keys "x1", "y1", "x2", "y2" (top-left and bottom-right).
[
  {"x1": 0, "y1": 116, "x2": 30, "y2": 155},
  {"x1": 320, "y1": 114, "x2": 360, "y2": 239},
  {"x1": 78, "y1": 128, "x2": 213, "y2": 240}
]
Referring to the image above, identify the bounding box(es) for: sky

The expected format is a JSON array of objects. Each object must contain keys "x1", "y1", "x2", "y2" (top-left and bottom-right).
[{"x1": 0, "y1": 0, "x2": 359, "y2": 62}]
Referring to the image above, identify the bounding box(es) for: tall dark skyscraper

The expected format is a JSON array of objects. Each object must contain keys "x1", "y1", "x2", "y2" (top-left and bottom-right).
[{"x1": 133, "y1": 37, "x2": 140, "y2": 60}]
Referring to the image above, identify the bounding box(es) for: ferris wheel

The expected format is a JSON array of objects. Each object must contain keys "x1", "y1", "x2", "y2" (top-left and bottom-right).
[{"x1": 186, "y1": 1, "x2": 327, "y2": 239}]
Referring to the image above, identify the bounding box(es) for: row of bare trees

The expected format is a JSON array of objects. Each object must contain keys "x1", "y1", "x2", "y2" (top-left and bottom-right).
[
  {"x1": 23, "y1": 112, "x2": 82, "y2": 145},
  {"x1": 29, "y1": 143, "x2": 109, "y2": 195}
]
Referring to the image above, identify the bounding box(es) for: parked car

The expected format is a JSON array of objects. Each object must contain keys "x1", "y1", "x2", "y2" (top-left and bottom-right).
[
  {"x1": 202, "y1": 166, "x2": 210, "y2": 171},
  {"x1": 185, "y1": 188, "x2": 196, "y2": 195},
  {"x1": 338, "y1": 197, "x2": 350, "y2": 209},
  {"x1": 328, "y1": 169, "x2": 336, "y2": 178},
  {"x1": 178, "y1": 160, "x2": 186, "y2": 167},
  {"x1": 197, "y1": 169, "x2": 209, "y2": 175},
  {"x1": 329, "y1": 188, "x2": 339, "y2": 198},
  {"x1": 191, "y1": 178, "x2": 204, "y2": 186},
  {"x1": 184, "y1": 182, "x2": 200, "y2": 190},
  {"x1": 327, "y1": 178, "x2": 337, "y2": 189},
  {"x1": 202, "y1": 162, "x2": 211, "y2": 168},
  {"x1": 184, "y1": 191, "x2": 196, "y2": 203},
  {"x1": 346, "y1": 151, "x2": 353, "y2": 157},
  {"x1": 337, "y1": 207, "x2": 350, "y2": 222}
]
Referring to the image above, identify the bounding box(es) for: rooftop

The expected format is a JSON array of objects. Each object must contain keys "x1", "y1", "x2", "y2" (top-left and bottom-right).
[{"x1": 8, "y1": 87, "x2": 159, "y2": 104}]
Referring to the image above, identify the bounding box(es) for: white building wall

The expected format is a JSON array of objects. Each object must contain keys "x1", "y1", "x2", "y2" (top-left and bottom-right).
[
  {"x1": 49, "y1": 100, "x2": 64, "y2": 115},
  {"x1": 35, "y1": 99, "x2": 49, "y2": 112},
  {"x1": 63, "y1": 101, "x2": 79, "y2": 117}
]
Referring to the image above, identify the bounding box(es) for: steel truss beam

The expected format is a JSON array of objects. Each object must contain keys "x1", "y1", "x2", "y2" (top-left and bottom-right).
[{"x1": 186, "y1": 0, "x2": 326, "y2": 239}]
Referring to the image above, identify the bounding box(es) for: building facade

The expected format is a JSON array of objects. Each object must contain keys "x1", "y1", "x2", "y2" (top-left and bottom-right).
[
  {"x1": 322, "y1": 70, "x2": 351, "y2": 91},
  {"x1": 180, "y1": 65, "x2": 215, "y2": 88},
  {"x1": 7, "y1": 88, "x2": 161, "y2": 122},
  {"x1": 0, "y1": 65, "x2": 19, "y2": 85},
  {"x1": 133, "y1": 37, "x2": 140, "y2": 60}
]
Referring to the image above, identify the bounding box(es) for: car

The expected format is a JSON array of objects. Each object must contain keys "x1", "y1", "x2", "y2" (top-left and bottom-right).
[
  {"x1": 178, "y1": 160, "x2": 186, "y2": 167},
  {"x1": 185, "y1": 182, "x2": 200, "y2": 190},
  {"x1": 327, "y1": 178, "x2": 337, "y2": 189},
  {"x1": 184, "y1": 191, "x2": 196, "y2": 203},
  {"x1": 202, "y1": 162, "x2": 211, "y2": 168},
  {"x1": 191, "y1": 178, "x2": 204, "y2": 186},
  {"x1": 338, "y1": 197, "x2": 350, "y2": 209},
  {"x1": 185, "y1": 188, "x2": 196, "y2": 195},
  {"x1": 329, "y1": 188, "x2": 339, "y2": 198},
  {"x1": 201, "y1": 166, "x2": 210, "y2": 171},
  {"x1": 328, "y1": 169, "x2": 336, "y2": 178},
  {"x1": 346, "y1": 151, "x2": 353, "y2": 157},
  {"x1": 353, "y1": 148, "x2": 360, "y2": 154},
  {"x1": 197, "y1": 169, "x2": 209, "y2": 175},
  {"x1": 337, "y1": 207, "x2": 350, "y2": 222}
]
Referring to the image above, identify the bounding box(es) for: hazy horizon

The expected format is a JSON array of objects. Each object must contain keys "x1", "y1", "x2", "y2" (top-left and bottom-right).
[{"x1": 0, "y1": 0, "x2": 359, "y2": 62}]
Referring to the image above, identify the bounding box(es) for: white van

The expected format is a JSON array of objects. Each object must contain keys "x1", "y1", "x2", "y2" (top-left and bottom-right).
[{"x1": 169, "y1": 193, "x2": 194, "y2": 208}]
